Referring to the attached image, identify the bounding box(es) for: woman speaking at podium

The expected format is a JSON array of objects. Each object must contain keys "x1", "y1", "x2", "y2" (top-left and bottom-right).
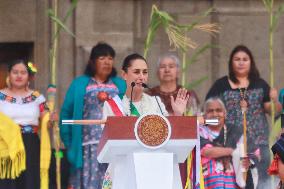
[
  {"x1": 103, "y1": 53, "x2": 189, "y2": 118},
  {"x1": 101, "y1": 53, "x2": 189, "y2": 189}
]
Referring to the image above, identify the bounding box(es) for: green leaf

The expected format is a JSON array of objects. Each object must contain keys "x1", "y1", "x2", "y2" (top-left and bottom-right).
[
  {"x1": 63, "y1": 0, "x2": 78, "y2": 23},
  {"x1": 183, "y1": 44, "x2": 219, "y2": 71},
  {"x1": 263, "y1": 0, "x2": 274, "y2": 11},
  {"x1": 186, "y1": 76, "x2": 208, "y2": 90},
  {"x1": 200, "y1": 7, "x2": 214, "y2": 17},
  {"x1": 52, "y1": 0, "x2": 78, "y2": 40},
  {"x1": 177, "y1": 8, "x2": 214, "y2": 31},
  {"x1": 47, "y1": 9, "x2": 55, "y2": 17},
  {"x1": 49, "y1": 14, "x2": 76, "y2": 37},
  {"x1": 158, "y1": 11, "x2": 174, "y2": 23},
  {"x1": 271, "y1": 2, "x2": 284, "y2": 32}
]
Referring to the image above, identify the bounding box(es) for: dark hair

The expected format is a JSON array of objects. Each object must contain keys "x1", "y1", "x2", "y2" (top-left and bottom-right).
[
  {"x1": 122, "y1": 53, "x2": 147, "y2": 72},
  {"x1": 8, "y1": 59, "x2": 33, "y2": 76},
  {"x1": 84, "y1": 42, "x2": 117, "y2": 78},
  {"x1": 228, "y1": 45, "x2": 260, "y2": 84}
]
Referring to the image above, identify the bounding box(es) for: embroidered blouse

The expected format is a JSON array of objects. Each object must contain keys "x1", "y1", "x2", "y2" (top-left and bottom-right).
[{"x1": 0, "y1": 90, "x2": 47, "y2": 126}]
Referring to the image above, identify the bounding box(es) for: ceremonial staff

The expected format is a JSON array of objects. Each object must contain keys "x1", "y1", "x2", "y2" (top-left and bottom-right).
[
  {"x1": 240, "y1": 88, "x2": 248, "y2": 182},
  {"x1": 48, "y1": 0, "x2": 61, "y2": 188},
  {"x1": 47, "y1": 1, "x2": 77, "y2": 188}
]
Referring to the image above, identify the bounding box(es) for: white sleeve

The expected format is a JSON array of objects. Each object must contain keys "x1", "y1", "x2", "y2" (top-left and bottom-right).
[{"x1": 36, "y1": 94, "x2": 46, "y2": 104}]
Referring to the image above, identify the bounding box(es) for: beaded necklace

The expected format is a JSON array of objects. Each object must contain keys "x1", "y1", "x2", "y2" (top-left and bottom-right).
[
  {"x1": 223, "y1": 124, "x2": 227, "y2": 146},
  {"x1": 239, "y1": 87, "x2": 248, "y2": 113}
]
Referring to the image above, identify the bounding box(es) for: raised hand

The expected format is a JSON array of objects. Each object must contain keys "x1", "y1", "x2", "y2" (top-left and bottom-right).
[{"x1": 170, "y1": 88, "x2": 189, "y2": 116}]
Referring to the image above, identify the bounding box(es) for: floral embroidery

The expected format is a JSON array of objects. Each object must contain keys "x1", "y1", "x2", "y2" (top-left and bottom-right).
[
  {"x1": 102, "y1": 171, "x2": 112, "y2": 189},
  {"x1": 0, "y1": 92, "x2": 16, "y2": 103},
  {"x1": 0, "y1": 91, "x2": 42, "y2": 104},
  {"x1": 39, "y1": 102, "x2": 49, "y2": 112},
  {"x1": 22, "y1": 91, "x2": 40, "y2": 104}
]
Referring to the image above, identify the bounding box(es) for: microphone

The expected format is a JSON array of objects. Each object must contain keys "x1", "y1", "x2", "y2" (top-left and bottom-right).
[
  {"x1": 142, "y1": 83, "x2": 148, "y2": 89},
  {"x1": 129, "y1": 82, "x2": 135, "y2": 116},
  {"x1": 142, "y1": 83, "x2": 164, "y2": 115}
]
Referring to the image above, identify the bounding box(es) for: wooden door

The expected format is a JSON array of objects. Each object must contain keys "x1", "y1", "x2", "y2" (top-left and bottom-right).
[
  {"x1": 0, "y1": 64, "x2": 8, "y2": 89},
  {"x1": 0, "y1": 42, "x2": 33, "y2": 89}
]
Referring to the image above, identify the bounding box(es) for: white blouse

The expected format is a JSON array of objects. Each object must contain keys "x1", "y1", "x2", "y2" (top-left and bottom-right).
[
  {"x1": 103, "y1": 93, "x2": 169, "y2": 118},
  {"x1": 0, "y1": 91, "x2": 46, "y2": 126}
]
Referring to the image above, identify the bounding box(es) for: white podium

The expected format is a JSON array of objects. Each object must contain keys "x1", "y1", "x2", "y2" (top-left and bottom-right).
[{"x1": 97, "y1": 116, "x2": 197, "y2": 189}]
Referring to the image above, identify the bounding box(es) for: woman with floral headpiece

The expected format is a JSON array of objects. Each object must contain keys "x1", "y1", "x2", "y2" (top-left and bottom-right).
[{"x1": 0, "y1": 59, "x2": 50, "y2": 189}]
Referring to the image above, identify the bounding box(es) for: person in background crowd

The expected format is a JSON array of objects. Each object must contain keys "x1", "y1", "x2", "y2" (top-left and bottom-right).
[
  {"x1": 59, "y1": 42, "x2": 126, "y2": 189},
  {"x1": 147, "y1": 53, "x2": 199, "y2": 115},
  {"x1": 206, "y1": 45, "x2": 282, "y2": 189},
  {"x1": 200, "y1": 97, "x2": 238, "y2": 189},
  {"x1": 0, "y1": 59, "x2": 50, "y2": 189},
  {"x1": 146, "y1": 54, "x2": 199, "y2": 187},
  {"x1": 268, "y1": 133, "x2": 284, "y2": 189}
]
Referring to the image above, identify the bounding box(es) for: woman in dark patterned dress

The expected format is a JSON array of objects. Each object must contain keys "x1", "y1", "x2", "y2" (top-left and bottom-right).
[
  {"x1": 60, "y1": 42, "x2": 126, "y2": 189},
  {"x1": 206, "y1": 45, "x2": 282, "y2": 189}
]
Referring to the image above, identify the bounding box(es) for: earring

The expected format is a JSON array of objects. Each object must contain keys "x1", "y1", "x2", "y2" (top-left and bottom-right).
[{"x1": 6, "y1": 76, "x2": 11, "y2": 88}]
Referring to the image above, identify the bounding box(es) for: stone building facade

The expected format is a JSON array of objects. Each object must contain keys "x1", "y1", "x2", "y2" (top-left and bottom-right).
[{"x1": 0, "y1": 0, "x2": 284, "y2": 105}]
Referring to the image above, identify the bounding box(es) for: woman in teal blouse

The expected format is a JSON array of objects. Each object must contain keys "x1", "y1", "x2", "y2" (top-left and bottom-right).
[{"x1": 60, "y1": 42, "x2": 126, "y2": 189}]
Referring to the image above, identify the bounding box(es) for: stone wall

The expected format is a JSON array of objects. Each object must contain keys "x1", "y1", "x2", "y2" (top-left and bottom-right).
[{"x1": 0, "y1": 0, "x2": 283, "y2": 105}]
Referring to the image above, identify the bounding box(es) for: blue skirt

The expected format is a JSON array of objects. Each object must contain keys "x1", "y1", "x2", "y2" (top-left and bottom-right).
[{"x1": 68, "y1": 144, "x2": 108, "y2": 189}]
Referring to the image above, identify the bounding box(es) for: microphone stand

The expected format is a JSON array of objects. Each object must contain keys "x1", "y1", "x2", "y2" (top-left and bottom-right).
[
  {"x1": 142, "y1": 83, "x2": 164, "y2": 115},
  {"x1": 130, "y1": 82, "x2": 135, "y2": 116}
]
